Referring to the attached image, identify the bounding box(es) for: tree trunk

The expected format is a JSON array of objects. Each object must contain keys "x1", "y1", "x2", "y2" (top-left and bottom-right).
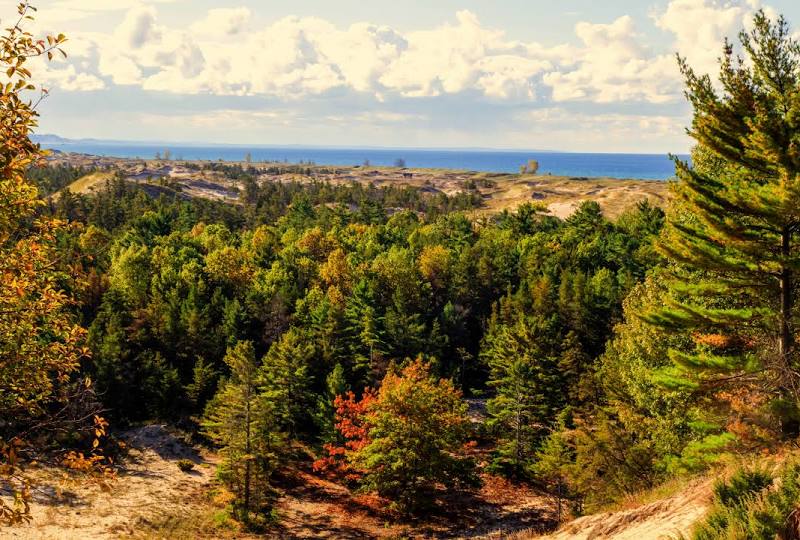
[
  {"x1": 779, "y1": 227, "x2": 798, "y2": 438},
  {"x1": 244, "y1": 393, "x2": 252, "y2": 519},
  {"x1": 780, "y1": 227, "x2": 793, "y2": 360}
]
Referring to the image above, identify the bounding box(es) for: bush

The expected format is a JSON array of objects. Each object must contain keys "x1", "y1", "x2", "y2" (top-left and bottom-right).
[
  {"x1": 692, "y1": 462, "x2": 800, "y2": 540},
  {"x1": 322, "y1": 359, "x2": 479, "y2": 514},
  {"x1": 177, "y1": 459, "x2": 195, "y2": 472}
]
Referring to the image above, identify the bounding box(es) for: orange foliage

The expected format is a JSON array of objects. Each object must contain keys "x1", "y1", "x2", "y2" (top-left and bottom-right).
[
  {"x1": 691, "y1": 332, "x2": 754, "y2": 350},
  {"x1": 716, "y1": 387, "x2": 774, "y2": 449},
  {"x1": 313, "y1": 389, "x2": 377, "y2": 481}
]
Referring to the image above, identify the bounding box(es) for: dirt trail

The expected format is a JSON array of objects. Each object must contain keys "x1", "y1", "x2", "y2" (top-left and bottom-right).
[
  {"x1": 6, "y1": 425, "x2": 218, "y2": 539},
  {"x1": 535, "y1": 479, "x2": 712, "y2": 540}
]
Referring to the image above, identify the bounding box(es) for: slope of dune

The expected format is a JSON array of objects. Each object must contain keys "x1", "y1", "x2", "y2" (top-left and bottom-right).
[
  {"x1": 528, "y1": 479, "x2": 712, "y2": 540},
  {"x1": 63, "y1": 171, "x2": 116, "y2": 194}
]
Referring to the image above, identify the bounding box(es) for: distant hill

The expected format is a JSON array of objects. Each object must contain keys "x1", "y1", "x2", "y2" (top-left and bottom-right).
[{"x1": 32, "y1": 133, "x2": 73, "y2": 144}]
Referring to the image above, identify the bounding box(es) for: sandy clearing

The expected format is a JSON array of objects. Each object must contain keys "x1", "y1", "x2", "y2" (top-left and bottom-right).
[
  {"x1": 48, "y1": 153, "x2": 669, "y2": 220},
  {"x1": 6, "y1": 425, "x2": 218, "y2": 540}
]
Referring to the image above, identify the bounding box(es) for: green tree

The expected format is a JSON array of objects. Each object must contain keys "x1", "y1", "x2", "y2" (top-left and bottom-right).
[
  {"x1": 259, "y1": 328, "x2": 314, "y2": 438},
  {"x1": 203, "y1": 341, "x2": 282, "y2": 520},
  {"x1": 314, "y1": 363, "x2": 349, "y2": 443},
  {"x1": 484, "y1": 315, "x2": 561, "y2": 477},
  {"x1": 649, "y1": 12, "x2": 800, "y2": 436}
]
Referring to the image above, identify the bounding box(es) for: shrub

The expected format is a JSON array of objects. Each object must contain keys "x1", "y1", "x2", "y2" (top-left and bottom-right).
[
  {"x1": 691, "y1": 462, "x2": 800, "y2": 540},
  {"x1": 177, "y1": 459, "x2": 195, "y2": 473}
]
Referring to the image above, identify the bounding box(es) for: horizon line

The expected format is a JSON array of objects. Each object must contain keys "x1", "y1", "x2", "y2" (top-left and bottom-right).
[{"x1": 33, "y1": 134, "x2": 689, "y2": 157}]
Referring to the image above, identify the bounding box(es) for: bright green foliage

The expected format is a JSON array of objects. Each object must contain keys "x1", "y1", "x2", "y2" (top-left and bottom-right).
[
  {"x1": 351, "y1": 359, "x2": 479, "y2": 513},
  {"x1": 314, "y1": 363, "x2": 349, "y2": 443},
  {"x1": 56, "y1": 166, "x2": 662, "y2": 432},
  {"x1": 202, "y1": 341, "x2": 283, "y2": 520},
  {"x1": 692, "y1": 463, "x2": 800, "y2": 540},
  {"x1": 650, "y1": 13, "x2": 800, "y2": 434},
  {"x1": 30, "y1": 118, "x2": 666, "y2": 518},
  {"x1": 533, "y1": 408, "x2": 580, "y2": 515}
]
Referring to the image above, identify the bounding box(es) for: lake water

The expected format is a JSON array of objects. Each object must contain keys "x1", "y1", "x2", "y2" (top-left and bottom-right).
[{"x1": 42, "y1": 142, "x2": 686, "y2": 180}]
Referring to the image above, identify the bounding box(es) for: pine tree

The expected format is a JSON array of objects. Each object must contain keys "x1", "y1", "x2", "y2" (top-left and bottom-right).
[
  {"x1": 258, "y1": 328, "x2": 314, "y2": 438},
  {"x1": 484, "y1": 315, "x2": 561, "y2": 478},
  {"x1": 344, "y1": 279, "x2": 386, "y2": 386},
  {"x1": 648, "y1": 12, "x2": 800, "y2": 435},
  {"x1": 202, "y1": 341, "x2": 281, "y2": 520},
  {"x1": 314, "y1": 363, "x2": 349, "y2": 443}
]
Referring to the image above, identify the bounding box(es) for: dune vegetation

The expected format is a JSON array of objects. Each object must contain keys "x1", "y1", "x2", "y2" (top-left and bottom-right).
[{"x1": 4, "y1": 3, "x2": 800, "y2": 539}]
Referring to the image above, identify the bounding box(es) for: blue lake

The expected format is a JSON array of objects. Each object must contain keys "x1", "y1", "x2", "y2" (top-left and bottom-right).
[{"x1": 42, "y1": 142, "x2": 687, "y2": 180}]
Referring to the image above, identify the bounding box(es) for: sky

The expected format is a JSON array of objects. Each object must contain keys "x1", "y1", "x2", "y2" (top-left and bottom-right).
[{"x1": 6, "y1": 0, "x2": 800, "y2": 153}]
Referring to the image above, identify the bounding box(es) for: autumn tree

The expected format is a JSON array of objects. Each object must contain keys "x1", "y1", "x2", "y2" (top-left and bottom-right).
[
  {"x1": 0, "y1": 2, "x2": 101, "y2": 525},
  {"x1": 350, "y1": 359, "x2": 478, "y2": 513},
  {"x1": 649, "y1": 12, "x2": 800, "y2": 436},
  {"x1": 313, "y1": 388, "x2": 377, "y2": 481}
]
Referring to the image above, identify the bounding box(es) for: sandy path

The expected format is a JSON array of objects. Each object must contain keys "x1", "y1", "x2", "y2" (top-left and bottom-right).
[
  {"x1": 6, "y1": 425, "x2": 218, "y2": 539},
  {"x1": 5, "y1": 423, "x2": 559, "y2": 539}
]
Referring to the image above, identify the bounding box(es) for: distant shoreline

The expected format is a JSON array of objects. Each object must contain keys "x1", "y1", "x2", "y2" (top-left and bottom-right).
[{"x1": 41, "y1": 142, "x2": 684, "y2": 180}]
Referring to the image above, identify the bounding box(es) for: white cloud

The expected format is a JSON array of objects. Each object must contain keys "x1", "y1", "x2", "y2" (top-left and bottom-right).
[
  {"x1": 190, "y1": 7, "x2": 252, "y2": 39},
  {"x1": 19, "y1": 0, "x2": 781, "y2": 114},
  {"x1": 51, "y1": 0, "x2": 176, "y2": 10},
  {"x1": 528, "y1": 108, "x2": 684, "y2": 136},
  {"x1": 99, "y1": 53, "x2": 142, "y2": 85},
  {"x1": 33, "y1": 61, "x2": 106, "y2": 91},
  {"x1": 378, "y1": 11, "x2": 558, "y2": 100},
  {"x1": 543, "y1": 16, "x2": 681, "y2": 104},
  {"x1": 115, "y1": 5, "x2": 161, "y2": 49},
  {"x1": 653, "y1": 0, "x2": 763, "y2": 75}
]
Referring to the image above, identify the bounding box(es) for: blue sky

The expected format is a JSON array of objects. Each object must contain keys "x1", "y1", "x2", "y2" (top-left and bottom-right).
[{"x1": 8, "y1": 0, "x2": 800, "y2": 153}]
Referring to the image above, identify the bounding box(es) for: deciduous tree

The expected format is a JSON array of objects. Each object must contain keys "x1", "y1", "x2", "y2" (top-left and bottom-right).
[{"x1": 0, "y1": 2, "x2": 100, "y2": 525}]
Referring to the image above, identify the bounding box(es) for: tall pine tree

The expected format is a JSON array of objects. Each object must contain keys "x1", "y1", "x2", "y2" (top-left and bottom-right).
[
  {"x1": 484, "y1": 315, "x2": 561, "y2": 477},
  {"x1": 649, "y1": 12, "x2": 800, "y2": 435}
]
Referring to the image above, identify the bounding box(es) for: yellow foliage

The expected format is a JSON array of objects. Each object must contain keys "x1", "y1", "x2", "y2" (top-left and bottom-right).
[
  {"x1": 206, "y1": 246, "x2": 254, "y2": 289},
  {"x1": 297, "y1": 227, "x2": 337, "y2": 260},
  {"x1": 0, "y1": 2, "x2": 103, "y2": 526},
  {"x1": 319, "y1": 248, "x2": 352, "y2": 292},
  {"x1": 418, "y1": 244, "x2": 451, "y2": 289}
]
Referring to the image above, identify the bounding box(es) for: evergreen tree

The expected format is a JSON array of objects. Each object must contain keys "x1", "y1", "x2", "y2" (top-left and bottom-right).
[
  {"x1": 202, "y1": 341, "x2": 282, "y2": 520},
  {"x1": 313, "y1": 363, "x2": 349, "y2": 443},
  {"x1": 484, "y1": 315, "x2": 561, "y2": 477},
  {"x1": 649, "y1": 12, "x2": 800, "y2": 435},
  {"x1": 259, "y1": 328, "x2": 314, "y2": 438}
]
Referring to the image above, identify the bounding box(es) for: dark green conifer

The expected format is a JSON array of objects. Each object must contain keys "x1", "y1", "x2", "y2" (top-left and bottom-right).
[{"x1": 649, "y1": 13, "x2": 800, "y2": 434}]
